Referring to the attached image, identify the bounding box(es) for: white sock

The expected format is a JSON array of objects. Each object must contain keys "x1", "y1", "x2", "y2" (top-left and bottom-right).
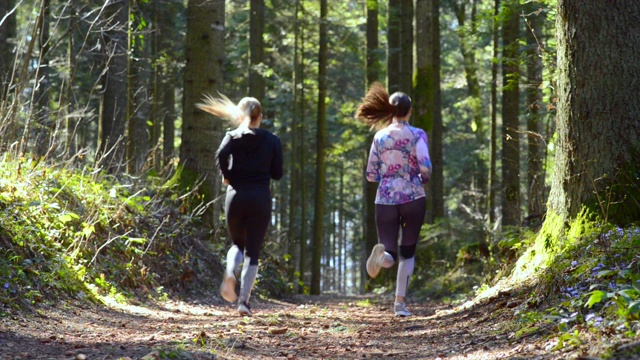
[
  {"x1": 383, "y1": 252, "x2": 395, "y2": 268},
  {"x1": 226, "y1": 245, "x2": 243, "y2": 276},
  {"x1": 239, "y1": 257, "x2": 258, "y2": 304},
  {"x1": 395, "y1": 256, "x2": 415, "y2": 297}
]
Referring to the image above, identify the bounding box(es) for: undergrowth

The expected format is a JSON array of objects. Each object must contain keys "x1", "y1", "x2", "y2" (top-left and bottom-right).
[{"x1": 0, "y1": 156, "x2": 223, "y2": 312}]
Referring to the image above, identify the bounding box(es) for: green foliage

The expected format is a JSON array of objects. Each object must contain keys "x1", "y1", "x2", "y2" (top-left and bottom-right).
[{"x1": 0, "y1": 157, "x2": 220, "y2": 310}]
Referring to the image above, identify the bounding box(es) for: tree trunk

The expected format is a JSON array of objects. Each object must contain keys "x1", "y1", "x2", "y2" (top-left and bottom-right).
[
  {"x1": 399, "y1": 0, "x2": 413, "y2": 94},
  {"x1": 363, "y1": 0, "x2": 380, "y2": 292},
  {"x1": 0, "y1": 0, "x2": 16, "y2": 101},
  {"x1": 98, "y1": 0, "x2": 130, "y2": 174},
  {"x1": 500, "y1": 0, "x2": 521, "y2": 226},
  {"x1": 249, "y1": 0, "x2": 265, "y2": 102},
  {"x1": 311, "y1": 0, "x2": 328, "y2": 295},
  {"x1": 288, "y1": 0, "x2": 301, "y2": 287},
  {"x1": 387, "y1": 0, "x2": 400, "y2": 92},
  {"x1": 180, "y1": 0, "x2": 225, "y2": 227},
  {"x1": 128, "y1": 10, "x2": 151, "y2": 175},
  {"x1": 488, "y1": 0, "x2": 500, "y2": 225},
  {"x1": 550, "y1": 1, "x2": 640, "y2": 225},
  {"x1": 525, "y1": 4, "x2": 545, "y2": 220},
  {"x1": 415, "y1": 0, "x2": 443, "y2": 222},
  {"x1": 453, "y1": 0, "x2": 486, "y2": 216},
  {"x1": 35, "y1": 0, "x2": 51, "y2": 157},
  {"x1": 297, "y1": 22, "x2": 307, "y2": 294}
]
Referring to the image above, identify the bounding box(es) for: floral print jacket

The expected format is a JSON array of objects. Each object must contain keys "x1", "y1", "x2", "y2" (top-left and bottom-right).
[{"x1": 366, "y1": 121, "x2": 432, "y2": 205}]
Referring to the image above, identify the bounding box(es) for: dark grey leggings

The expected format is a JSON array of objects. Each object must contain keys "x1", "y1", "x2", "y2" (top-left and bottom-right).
[
  {"x1": 225, "y1": 185, "x2": 271, "y2": 265},
  {"x1": 375, "y1": 198, "x2": 426, "y2": 261}
]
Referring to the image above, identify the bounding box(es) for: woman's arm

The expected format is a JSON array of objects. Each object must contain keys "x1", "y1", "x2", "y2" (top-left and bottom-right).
[{"x1": 415, "y1": 129, "x2": 432, "y2": 184}]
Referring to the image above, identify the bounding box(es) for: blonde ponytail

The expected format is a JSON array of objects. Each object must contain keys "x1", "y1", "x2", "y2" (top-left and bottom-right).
[{"x1": 196, "y1": 93, "x2": 245, "y2": 126}]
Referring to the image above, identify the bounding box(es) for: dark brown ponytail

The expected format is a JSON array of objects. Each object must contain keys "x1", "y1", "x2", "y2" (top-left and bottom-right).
[{"x1": 355, "y1": 82, "x2": 411, "y2": 127}]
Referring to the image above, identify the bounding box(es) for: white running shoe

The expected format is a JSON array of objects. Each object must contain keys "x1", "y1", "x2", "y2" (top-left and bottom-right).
[
  {"x1": 366, "y1": 244, "x2": 386, "y2": 279},
  {"x1": 237, "y1": 301, "x2": 252, "y2": 316},
  {"x1": 220, "y1": 270, "x2": 237, "y2": 303},
  {"x1": 394, "y1": 302, "x2": 411, "y2": 317}
]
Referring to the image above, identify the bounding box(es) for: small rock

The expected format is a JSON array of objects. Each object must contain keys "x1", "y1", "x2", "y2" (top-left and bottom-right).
[{"x1": 76, "y1": 354, "x2": 87, "y2": 360}]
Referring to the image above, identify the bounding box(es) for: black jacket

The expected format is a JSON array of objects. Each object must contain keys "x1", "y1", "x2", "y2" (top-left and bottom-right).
[{"x1": 216, "y1": 128, "x2": 283, "y2": 189}]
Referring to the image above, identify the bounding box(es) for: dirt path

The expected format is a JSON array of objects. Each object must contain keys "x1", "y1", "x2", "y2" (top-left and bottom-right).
[{"x1": 1, "y1": 294, "x2": 561, "y2": 360}]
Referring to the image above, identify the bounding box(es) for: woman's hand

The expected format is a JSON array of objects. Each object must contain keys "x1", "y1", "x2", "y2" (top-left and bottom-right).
[{"x1": 223, "y1": 178, "x2": 230, "y2": 185}]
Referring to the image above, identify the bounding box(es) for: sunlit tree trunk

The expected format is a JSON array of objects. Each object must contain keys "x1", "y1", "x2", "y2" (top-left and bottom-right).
[
  {"x1": 34, "y1": 0, "x2": 51, "y2": 157},
  {"x1": 180, "y1": 0, "x2": 225, "y2": 227},
  {"x1": 500, "y1": 0, "x2": 521, "y2": 226},
  {"x1": 249, "y1": 0, "x2": 265, "y2": 102},
  {"x1": 98, "y1": 0, "x2": 130, "y2": 173},
  {"x1": 311, "y1": 0, "x2": 328, "y2": 295},
  {"x1": 549, "y1": 1, "x2": 640, "y2": 225}
]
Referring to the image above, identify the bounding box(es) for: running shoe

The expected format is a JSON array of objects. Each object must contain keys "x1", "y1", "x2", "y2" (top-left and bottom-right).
[
  {"x1": 220, "y1": 270, "x2": 237, "y2": 303},
  {"x1": 394, "y1": 302, "x2": 411, "y2": 317},
  {"x1": 237, "y1": 301, "x2": 252, "y2": 316},
  {"x1": 366, "y1": 244, "x2": 386, "y2": 279}
]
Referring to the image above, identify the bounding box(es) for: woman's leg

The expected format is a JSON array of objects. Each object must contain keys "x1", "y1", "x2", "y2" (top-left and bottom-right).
[
  {"x1": 394, "y1": 198, "x2": 426, "y2": 308},
  {"x1": 367, "y1": 204, "x2": 400, "y2": 278},
  {"x1": 237, "y1": 188, "x2": 271, "y2": 315}
]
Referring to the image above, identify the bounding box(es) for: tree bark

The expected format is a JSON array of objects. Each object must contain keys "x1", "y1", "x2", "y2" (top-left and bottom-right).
[
  {"x1": 363, "y1": 0, "x2": 380, "y2": 292},
  {"x1": 311, "y1": 0, "x2": 328, "y2": 295},
  {"x1": 550, "y1": 1, "x2": 640, "y2": 225},
  {"x1": 180, "y1": 0, "x2": 225, "y2": 227},
  {"x1": 399, "y1": 0, "x2": 413, "y2": 94},
  {"x1": 98, "y1": 0, "x2": 130, "y2": 174},
  {"x1": 249, "y1": 0, "x2": 265, "y2": 102},
  {"x1": 387, "y1": 0, "x2": 400, "y2": 92},
  {"x1": 500, "y1": 0, "x2": 521, "y2": 226},
  {"x1": 488, "y1": 0, "x2": 500, "y2": 224},
  {"x1": 525, "y1": 4, "x2": 545, "y2": 220},
  {"x1": 0, "y1": 0, "x2": 16, "y2": 101}
]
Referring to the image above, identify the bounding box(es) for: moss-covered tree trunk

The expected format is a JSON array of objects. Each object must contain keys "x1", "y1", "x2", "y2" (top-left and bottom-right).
[
  {"x1": 488, "y1": 0, "x2": 500, "y2": 224},
  {"x1": 180, "y1": 0, "x2": 224, "y2": 227},
  {"x1": 549, "y1": 1, "x2": 640, "y2": 225},
  {"x1": 387, "y1": 0, "x2": 400, "y2": 93}
]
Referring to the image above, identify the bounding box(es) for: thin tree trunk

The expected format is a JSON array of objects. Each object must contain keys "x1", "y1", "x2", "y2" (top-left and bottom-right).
[
  {"x1": 249, "y1": 0, "x2": 265, "y2": 102},
  {"x1": 363, "y1": 0, "x2": 380, "y2": 292},
  {"x1": 33, "y1": 0, "x2": 52, "y2": 157},
  {"x1": 387, "y1": 0, "x2": 400, "y2": 92},
  {"x1": 311, "y1": 0, "x2": 328, "y2": 295},
  {"x1": 488, "y1": 0, "x2": 500, "y2": 225},
  {"x1": 288, "y1": 0, "x2": 301, "y2": 286},
  {"x1": 298, "y1": 21, "x2": 307, "y2": 294}
]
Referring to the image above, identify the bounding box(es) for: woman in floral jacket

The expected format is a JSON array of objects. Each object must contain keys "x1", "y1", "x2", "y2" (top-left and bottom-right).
[{"x1": 356, "y1": 82, "x2": 432, "y2": 317}]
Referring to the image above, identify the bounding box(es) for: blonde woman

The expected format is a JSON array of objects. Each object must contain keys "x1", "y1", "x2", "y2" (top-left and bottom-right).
[
  {"x1": 197, "y1": 95, "x2": 283, "y2": 316},
  {"x1": 355, "y1": 83, "x2": 432, "y2": 317}
]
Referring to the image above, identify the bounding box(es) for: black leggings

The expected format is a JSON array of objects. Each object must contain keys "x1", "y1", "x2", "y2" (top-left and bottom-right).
[
  {"x1": 375, "y1": 198, "x2": 426, "y2": 261},
  {"x1": 225, "y1": 185, "x2": 271, "y2": 265}
]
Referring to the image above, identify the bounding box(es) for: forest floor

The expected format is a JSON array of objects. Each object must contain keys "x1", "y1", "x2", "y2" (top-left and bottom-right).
[{"x1": 1, "y1": 290, "x2": 592, "y2": 360}]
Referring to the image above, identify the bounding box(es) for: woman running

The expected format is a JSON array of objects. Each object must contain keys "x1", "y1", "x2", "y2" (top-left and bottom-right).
[
  {"x1": 197, "y1": 94, "x2": 283, "y2": 316},
  {"x1": 355, "y1": 82, "x2": 432, "y2": 317}
]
